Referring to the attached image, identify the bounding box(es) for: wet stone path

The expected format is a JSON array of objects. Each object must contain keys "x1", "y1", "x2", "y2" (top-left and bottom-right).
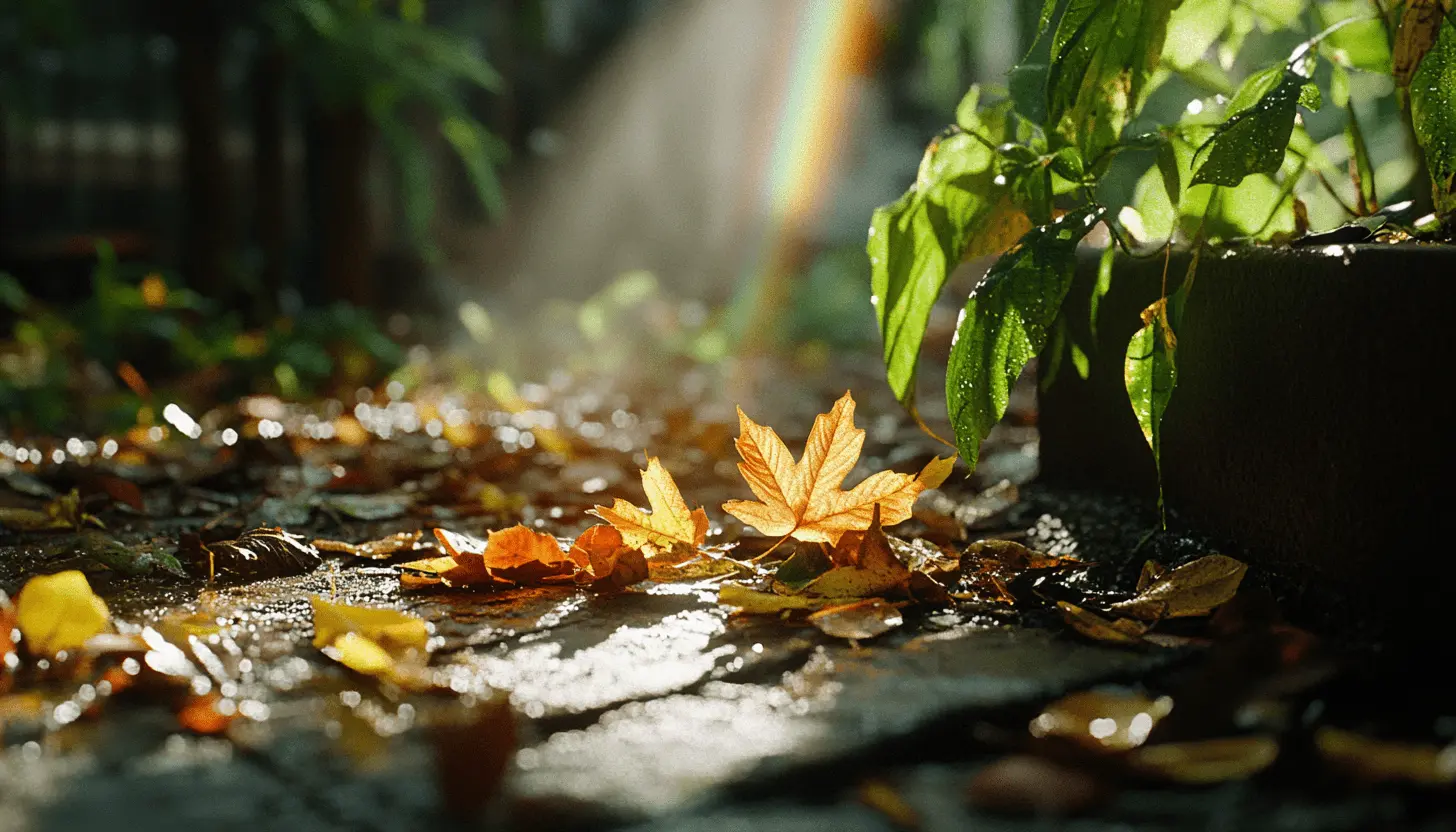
[{"x1": 1, "y1": 364, "x2": 1451, "y2": 830}]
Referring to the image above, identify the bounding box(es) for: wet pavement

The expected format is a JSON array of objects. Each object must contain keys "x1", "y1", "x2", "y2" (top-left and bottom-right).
[{"x1": 3, "y1": 361, "x2": 1454, "y2": 830}]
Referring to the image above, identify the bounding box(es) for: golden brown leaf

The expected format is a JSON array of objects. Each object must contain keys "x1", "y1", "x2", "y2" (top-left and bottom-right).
[
  {"x1": 1127, "y1": 736, "x2": 1280, "y2": 784},
  {"x1": 1029, "y1": 690, "x2": 1173, "y2": 752},
  {"x1": 15, "y1": 571, "x2": 110, "y2": 657},
  {"x1": 1394, "y1": 0, "x2": 1451, "y2": 86},
  {"x1": 721, "y1": 391, "x2": 955, "y2": 545},
  {"x1": 1316, "y1": 727, "x2": 1456, "y2": 785},
  {"x1": 809, "y1": 598, "x2": 904, "y2": 640},
  {"x1": 1110, "y1": 554, "x2": 1247, "y2": 620},
  {"x1": 1136, "y1": 560, "x2": 1167, "y2": 593},
  {"x1": 803, "y1": 506, "x2": 912, "y2": 598},
  {"x1": 590, "y1": 456, "x2": 708, "y2": 556},
  {"x1": 437, "y1": 525, "x2": 576, "y2": 586},
  {"x1": 568, "y1": 525, "x2": 648, "y2": 588},
  {"x1": 1057, "y1": 601, "x2": 1150, "y2": 645},
  {"x1": 313, "y1": 530, "x2": 426, "y2": 560}
]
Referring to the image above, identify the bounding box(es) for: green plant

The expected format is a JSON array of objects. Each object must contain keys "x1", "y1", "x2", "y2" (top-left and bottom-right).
[{"x1": 870, "y1": 0, "x2": 1447, "y2": 503}]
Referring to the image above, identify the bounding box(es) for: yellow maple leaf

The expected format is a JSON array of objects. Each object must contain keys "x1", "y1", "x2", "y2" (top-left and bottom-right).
[
  {"x1": 590, "y1": 457, "x2": 709, "y2": 555},
  {"x1": 722, "y1": 391, "x2": 955, "y2": 545}
]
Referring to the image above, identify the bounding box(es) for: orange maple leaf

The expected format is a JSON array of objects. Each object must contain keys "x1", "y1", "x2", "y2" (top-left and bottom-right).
[
  {"x1": 721, "y1": 391, "x2": 954, "y2": 545},
  {"x1": 590, "y1": 457, "x2": 709, "y2": 556},
  {"x1": 401, "y1": 525, "x2": 646, "y2": 590}
]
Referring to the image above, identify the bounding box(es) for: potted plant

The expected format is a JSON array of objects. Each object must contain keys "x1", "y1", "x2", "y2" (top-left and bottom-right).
[{"x1": 868, "y1": 0, "x2": 1455, "y2": 623}]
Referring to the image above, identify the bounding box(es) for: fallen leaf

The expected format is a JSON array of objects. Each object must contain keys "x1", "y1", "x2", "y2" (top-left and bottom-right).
[
  {"x1": 178, "y1": 528, "x2": 322, "y2": 584},
  {"x1": 1136, "y1": 560, "x2": 1166, "y2": 593},
  {"x1": 567, "y1": 525, "x2": 648, "y2": 588},
  {"x1": 15, "y1": 571, "x2": 110, "y2": 657},
  {"x1": 1316, "y1": 727, "x2": 1456, "y2": 785},
  {"x1": 590, "y1": 456, "x2": 708, "y2": 556},
  {"x1": 310, "y1": 597, "x2": 429, "y2": 654},
  {"x1": 717, "y1": 583, "x2": 844, "y2": 613},
  {"x1": 0, "y1": 489, "x2": 103, "y2": 532},
  {"x1": 648, "y1": 555, "x2": 754, "y2": 584},
  {"x1": 809, "y1": 598, "x2": 904, "y2": 640},
  {"x1": 966, "y1": 754, "x2": 1108, "y2": 816},
  {"x1": 802, "y1": 506, "x2": 912, "y2": 598},
  {"x1": 313, "y1": 530, "x2": 427, "y2": 560},
  {"x1": 73, "y1": 529, "x2": 187, "y2": 577},
  {"x1": 453, "y1": 525, "x2": 576, "y2": 585},
  {"x1": 177, "y1": 692, "x2": 236, "y2": 735},
  {"x1": 1110, "y1": 555, "x2": 1247, "y2": 620},
  {"x1": 963, "y1": 539, "x2": 1077, "y2": 571},
  {"x1": 856, "y1": 778, "x2": 920, "y2": 830},
  {"x1": 1058, "y1": 601, "x2": 1150, "y2": 645},
  {"x1": 1127, "y1": 736, "x2": 1279, "y2": 784},
  {"x1": 1029, "y1": 690, "x2": 1173, "y2": 752},
  {"x1": 433, "y1": 698, "x2": 517, "y2": 818},
  {"x1": 721, "y1": 391, "x2": 954, "y2": 545}
]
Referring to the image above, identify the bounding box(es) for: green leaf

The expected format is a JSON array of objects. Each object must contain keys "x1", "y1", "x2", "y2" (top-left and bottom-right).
[
  {"x1": 1156, "y1": 138, "x2": 1183, "y2": 210},
  {"x1": 1410, "y1": 18, "x2": 1456, "y2": 216},
  {"x1": 1191, "y1": 68, "x2": 1302, "y2": 187},
  {"x1": 1162, "y1": 0, "x2": 1232, "y2": 69},
  {"x1": 1298, "y1": 82, "x2": 1322, "y2": 111},
  {"x1": 1090, "y1": 243, "x2": 1115, "y2": 342},
  {"x1": 1050, "y1": 146, "x2": 1085, "y2": 180},
  {"x1": 945, "y1": 207, "x2": 1103, "y2": 468},
  {"x1": 1046, "y1": 0, "x2": 1179, "y2": 160},
  {"x1": 0, "y1": 272, "x2": 27, "y2": 312},
  {"x1": 1319, "y1": 1, "x2": 1391, "y2": 73},
  {"x1": 870, "y1": 128, "x2": 1005, "y2": 408},
  {"x1": 1124, "y1": 249, "x2": 1195, "y2": 520}
]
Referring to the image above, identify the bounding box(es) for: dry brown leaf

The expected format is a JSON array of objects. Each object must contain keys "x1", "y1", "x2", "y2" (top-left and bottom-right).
[
  {"x1": 1057, "y1": 601, "x2": 1150, "y2": 645},
  {"x1": 1110, "y1": 554, "x2": 1247, "y2": 620},
  {"x1": 964, "y1": 539, "x2": 1077, "y2": 571},
  {"x1": 313, "y1": 530, "x2": 426, "y2": 560},
  {"x1": 590, "y1": 456, "x2": 708, "y2": 556},
  {"x1": 1316, "y1": 727, "x2": 1456, "y2": 786},
  {"x1": 1394, "y1": 0, "x2": 1451, "y2": 86},
  {"x1": 721, "y1": 391, "x2": 954, "y2": 545},
  {"x1": 1127, "y1": 736, "x2": 1279, "y2": 784},
  {"x1": 809, "y1": 598, "x2": 904, "y2": 640},
  {"x1": 1029, "y1": 690, "x2": 1174, "y2": 752},
  {"x1": 802, "y1": 506, "x2": 912, "y2": 598}
]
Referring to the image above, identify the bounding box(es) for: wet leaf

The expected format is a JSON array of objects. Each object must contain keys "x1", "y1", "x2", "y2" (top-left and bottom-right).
[
  {"x1": 1191, "y1": 68, "x2": 1302, "y2": 187},
  {"x1": 462, "y1": 525, "x2": 575, "y2": 585},
  {"x1": 567, "y1": 524, "x2": 648, "y2": 588},
  {"x1": 717, "y1": 584, "x2": 848, "y2": 614},
  {"x1": 1029, "y1": 689, "x2": 1173, "y2": 752},
  {"x1": 1394, "y1": 0, "x2": 1449, "y2": 86},
  {"x1": 310, "y1": 597, "x2": 429, "y2": 654},
  {"x1": 648, "y1": 555, "x2": 754, "y2": 584},
  {"x1": 75, "y1": 530, "x2": 187, "y2": 577},
  {"x1": 1110, "y1": 554, "x2": 1247, "y2": 620},
  {"x1": 434, "y1": 699, "x2": 517, "y2": 819},
  {"x1": 722, "y1": 391, "x2": 954, "y2": 544},
  {"x1": 177, "y1": 692, "x2": 237, "y2": 735},
  {"x1": 1136, "y1": 560, "x2": 1167, "y2": 592},
  {"x1": 809, "y1": 598, "x2": 904, "y2": 640},
  {"x1": 966, "y1": 754, "x2": 1109, "y2": 816},
  {"x1": 802, "y1": 506, "x2": 912, "y2": 598},
  {"x1": 313, "y1": 530, "x2": 427, "y2": 560},
  {"x1": 178, "y1": 528, "x2": 323, "y2": 584},
  {"x1": 0, "y1": 489, "x2": 103, "y2": 532},
  {"x1": 1410, "y1": 15, "x2": 1456, "y2": 214},
  {"x1": 773, "y1": 546, "x2": 835, "y2": 590},
  {"x1": 946, "y1": 208, "x2": 1101, "y2": 470},
  {"x1": 1127, "y1": 735, "x2": 1279, "y2": 783},
  {"x1": 590, "y1": 456, "x2": 708, "y2": 556},
  {"x1": 15, "y1": 571, "x2": 110, "y2": 657},
  {"x1": 1316, "y1": 727, "x2": 1456, "y2": 785},
  {"x1": 1058, "y1": 601, "x2": 1150, "y2": 645}
]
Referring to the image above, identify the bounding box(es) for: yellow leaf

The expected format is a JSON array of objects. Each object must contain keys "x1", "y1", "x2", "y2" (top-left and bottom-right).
[
  {"x1": 15, "y1": 571, "x2": 110, "y2": 656},
  {"x1": 717, "y1": 583, "x2": 849, "y2": 613},
  {"x1": 1030, "y1": 690, "x2": 1173, "y2": 752},
  {"x1": 722, "y1": 391, "x2": 953, "y2": 544},
  {"x1": 1127, "y1": 736, "x2": 1280, "y2": 784},
  {"x1": 309, "y1": 597, "x2": 429, "y2": 654},
  {"x1": 590, "y1": 457, "x2": 709, "y2": 555},
  {"x1": 324, "y1": 632, "x2": 399, "y2": 677},
  {"x1": 1110, "y1": 554, "x2": 1247, "y2": 620}
]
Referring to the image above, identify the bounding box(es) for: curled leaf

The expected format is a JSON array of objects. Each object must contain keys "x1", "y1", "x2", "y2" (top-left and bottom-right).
[
  {"x1": 313, "y1": 530, "x2": 427, "y2": 560},
  {"x1": 809, "y1": 598, "x2": 904, "y2": 640},
  {"x1": 1110, "y1": 554, "x2": 1247, "y2": 620},
  {"x1": 15, "y1": 571, "x2": 110, "y2": 657},
  {"x1": 178, "y1": 528, "x2": 322, "y2": 584},
  {"x1": 1058, "y1": 601, "x2": 1150, "y2": 645},
  {"x1": 568, "y1": 525, "x2": 648, "y2": 588}
]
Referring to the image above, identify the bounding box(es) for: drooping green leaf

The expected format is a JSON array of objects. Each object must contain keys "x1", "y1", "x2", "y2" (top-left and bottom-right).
[
  {"x1": 1409, "y1": 18, "x2": 1456, "y2": 216},
  {"x1": 1191, "y1": 68, "x2": 1303, "y2": 187},
  {"x1": 1046, "y1": 0, "x2": 1179, "y2": 160},
  {"x1": 870, "y1": 100, "x2": 1016, "y2": 410},
  {"x1": 945, "y1": 207, "x2": 1103, "y2": 468}
]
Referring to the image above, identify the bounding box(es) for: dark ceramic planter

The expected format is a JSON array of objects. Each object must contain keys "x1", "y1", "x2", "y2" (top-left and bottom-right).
[{"x1": 1037, "y1": 243, "x2": 1455, "y2": 627}]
